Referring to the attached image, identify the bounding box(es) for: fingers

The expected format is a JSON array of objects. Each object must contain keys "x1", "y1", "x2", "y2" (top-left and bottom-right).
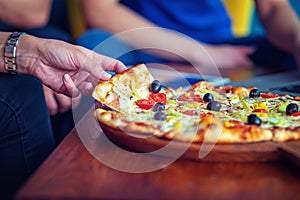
[
  {"x1": 78, "y1": 81, "x2": 94, "y2": 96},
  {"x1": 62, "y1": 47, "x2": 127, "y2": 96},
  {"x1": 99, "y1": 70, "x2": 112, "y2": 81},
  {"x1": 43, "y1": 85, "x2": 59, "y2": 116},
  {"x1": 96, "y1": 60, "x2": 126, "y2": 81},
  {"x1": 104, "y1": 59, "x2": 128, "y2": 73},
  {"x1": 54, "y1": 93, "x2": 82, "y2": 113},
  {"x1": 76, "y1": 47, "x2": 127, "y2": 83},
  {"x1": 64, "y1": 73, "x2": 96, "y2": 96},
  {"x1": 63, "y1": 74, "x2": 81, "y2": 97},
  {"x1": 95, "y1": 53, "x2": 127, "y2": 73},
  {"x1": 55, "y1": 93, "x2": 73, "y2": 114},
  {"x1": 72, "y1": 93, "x2": 82, "y2": 109},
  {"x1": 85, "y1": 52, "x2": 127, "y2": 81},
  {"x1": 95, "y1": 59, "x2": 126, "y2": 80},
  {"x1": 44, "y1": 82, "x2": 82, "y2": 115}
]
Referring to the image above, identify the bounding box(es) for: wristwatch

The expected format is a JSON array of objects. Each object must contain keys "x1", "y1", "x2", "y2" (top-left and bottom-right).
[{"x1": 4, "y1": 32, "x2": 26, "y2": 74}]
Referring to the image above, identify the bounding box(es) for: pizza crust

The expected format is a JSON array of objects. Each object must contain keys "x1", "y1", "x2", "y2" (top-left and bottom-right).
[
  {"x1": 95, "y1": 108, "x2": 274, "y2": 144},
  {"x1": 273, "y1": 127, "x2": 300, "y2": 142}
]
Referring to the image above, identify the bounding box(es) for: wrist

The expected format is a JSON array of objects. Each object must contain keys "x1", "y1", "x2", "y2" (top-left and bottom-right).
[
  {"x1": 1, "y1": 32, "x2": 33, "y2": 75},
  {"x1": 16, "y1": 33, "x2": 44, "y2": 75},
  {"x1": 15, "y1": 33, "x2": 33, "y2": 74},
  {"x1": 1, "y1": 32, "x2": 42, "y2": 75}
]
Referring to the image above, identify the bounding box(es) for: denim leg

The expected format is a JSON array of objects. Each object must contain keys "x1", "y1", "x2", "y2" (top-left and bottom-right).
[{"x1": 0, "y1": 74, "x2": 55, "y2": 199}]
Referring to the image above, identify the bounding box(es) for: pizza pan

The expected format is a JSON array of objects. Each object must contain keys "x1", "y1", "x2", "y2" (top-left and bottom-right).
[{"x1": 99, "y1": 122, "x2": 300, "y2": 165}]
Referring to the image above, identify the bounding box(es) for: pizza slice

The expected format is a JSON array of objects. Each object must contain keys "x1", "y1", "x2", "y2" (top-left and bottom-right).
[{"x1": 92, "y1": 64, "x2": 155, "y2": 112}]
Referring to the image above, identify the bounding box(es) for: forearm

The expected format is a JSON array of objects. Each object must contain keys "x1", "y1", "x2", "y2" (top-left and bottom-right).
[
  {"x1": 80, "y1": 0, "x2": 210, "y2": 64},
  {"x1": 81, "y1": 0, "x2": 156, "y2": 33},
  {"x1": 255, "y1": 0, "x2": 300, "y2": 53},
  {"x1": 0, "y1": 0, "x2": 52, "y2": 28}
]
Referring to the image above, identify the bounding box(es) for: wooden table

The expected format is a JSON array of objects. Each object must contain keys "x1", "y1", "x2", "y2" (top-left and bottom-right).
[{"x1": 16, "y1": 65, "x2": 300, "y2": 200}]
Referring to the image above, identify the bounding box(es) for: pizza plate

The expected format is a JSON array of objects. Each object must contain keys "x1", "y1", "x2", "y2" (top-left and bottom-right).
[{"x1": 98, "y1": 122, "x2": 296, "y2": 163}]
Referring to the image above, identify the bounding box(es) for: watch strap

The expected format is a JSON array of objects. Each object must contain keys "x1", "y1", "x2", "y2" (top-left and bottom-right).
[{"x1": 4, "y1": 32, "x2": 26, "y2": 74}]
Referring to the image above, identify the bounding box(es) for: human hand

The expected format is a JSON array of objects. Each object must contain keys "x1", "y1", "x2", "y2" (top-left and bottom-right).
[
  {"x1": 202, "y1": 45, "x2": 255, "y2": 69},
  {"x1": 43, "y1": 85, "x2": 81, "y2": 116},
  {"x1": 18, "y1": 35, "x2": 127, "y2": 97}
]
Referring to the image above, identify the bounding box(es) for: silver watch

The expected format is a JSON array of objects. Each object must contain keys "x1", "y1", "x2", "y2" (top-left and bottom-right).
[{"x1": 4, "y1": 32, "x2": 25, "y2": 74}]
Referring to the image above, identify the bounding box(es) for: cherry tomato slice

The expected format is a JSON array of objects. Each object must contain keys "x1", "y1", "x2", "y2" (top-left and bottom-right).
[
  {"x1": 182, "y1": 110, "x2": 197, "y2": 116},
  {"x1": 213, "y1": 85, "x2": 233, "y2": 94},
  {"x1": 294, "y1": 96, "x2": 300, "y2": 101},
  {"x1": 191, "y1": 94, "x2": 204, "y2": 102},
  {"x1": 199, "y1": 112, "x2": 214, "y2": 118},
  {"x1": 260, "y1": 93, "x2": 279, "y2": 98},
  {"x1": 253, "y1": 109, "x2": 268, "y2": 113},
  {"x1": 177, "y1": 94, "x2": 203, "y2": 103},
  {"x1": 149, "y1": 93, "x2": 167, "y2": 104},
  {"x1": 177, "y1": 94, "x2": 189, "y2": 102},
  {"x1": 291, "y1": 111, "x2": 300, "y2": 117},
  {"x1": 136, "y1": 99, "x2": 154, "y2": 110}
]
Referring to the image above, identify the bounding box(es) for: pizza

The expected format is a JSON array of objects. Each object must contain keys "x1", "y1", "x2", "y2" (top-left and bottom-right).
[{"x1": 92, "y1": 64, "x2": 300, "y2": 144}]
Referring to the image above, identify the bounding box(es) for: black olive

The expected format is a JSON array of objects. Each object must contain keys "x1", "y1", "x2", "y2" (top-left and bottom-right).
[
  {"x1": 247, "y1": 114, "x2": 261, "y2": 126},
  {"x1": 150, "y1": 80, "x2": 162, "y2": 93},
  {"x1": 207, "y1": 101, "x2": 221, "y2": 111},
  {"x1": 152, "y1": 102, "x2": 165, "y2": 112},
  {"x1": 286, "y1": 103, "x2": 298, "y2": 115},
  {"x1": 154, "y1": 111, "x2": 166, "y2": 121},
  {"x1": 203, "y1": 93, "x2": 214, "y2": 102},
  {"x1": 249, "y1": 88, "x2": 260, "y2": 98}
]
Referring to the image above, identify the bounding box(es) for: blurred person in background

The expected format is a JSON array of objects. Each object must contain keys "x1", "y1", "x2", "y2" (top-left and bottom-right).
[{"x1": 76, "y1": 0, "x2": 300, "y2": 71}]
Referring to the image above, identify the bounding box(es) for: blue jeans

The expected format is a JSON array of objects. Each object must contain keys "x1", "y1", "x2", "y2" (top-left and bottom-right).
[{"x1": 0, "y1": 74, "x2": 56, "y2": 199}]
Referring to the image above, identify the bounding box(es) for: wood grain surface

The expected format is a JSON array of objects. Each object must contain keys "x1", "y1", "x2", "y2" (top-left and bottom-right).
[{"x1": 16, "y1": 109, "x2": 300, "y2": 200}]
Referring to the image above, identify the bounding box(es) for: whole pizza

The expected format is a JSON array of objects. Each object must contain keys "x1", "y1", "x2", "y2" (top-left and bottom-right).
[{"x1": 92, "y1": 64, "x2": 300, "y2": 144}]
